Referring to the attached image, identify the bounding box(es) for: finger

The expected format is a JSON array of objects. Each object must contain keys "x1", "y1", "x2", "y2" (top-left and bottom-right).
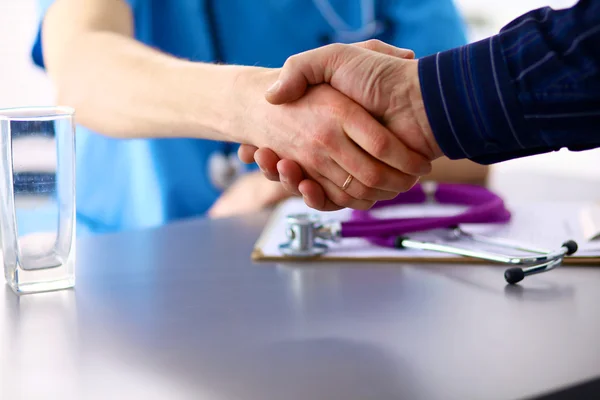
[
  {"x1": 328, "y1": 127, "x2": 422, "y2": 193},
  {"x1": 277, "y1": 154, "x2": 375, "y2": 210},
  {"x1": 298, "y1": 179, "x2": 344, "y2": 212},
  {"x1": 316, "y1": 175, "x2": 376, "y2": 210},
  {"x1": 276, "y1": 158, "x2": 353, "y2": 209},
  {"x1": 238, "y1": 144, "x2": 258, "y2": 164},
  {"x1": 277, "y1": 159, "x2": 304, "y2": 196},
  {"x1": 324, "y1": 158, "x2": 400, "y2": 202},
  {"x1": 278, "y1": 154, "x2": 398, "y2": 203},
  {"x1": 342, "y1": 106, "x2": 432, "y2": 177},
  {"x1": 307, "y1": 167, "x2": 377, "y2": 210},
  {"x1": 352, "y1": 40, "x2": 415, "y2": 59},
  {"x1": 254, "y1": 148, "x2": 281, "y2": 181}
]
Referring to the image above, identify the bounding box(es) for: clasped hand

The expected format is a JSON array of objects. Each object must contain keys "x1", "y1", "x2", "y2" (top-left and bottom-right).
[{"x1": 239, "y1": 40, "x2": 442, "y2": 211}]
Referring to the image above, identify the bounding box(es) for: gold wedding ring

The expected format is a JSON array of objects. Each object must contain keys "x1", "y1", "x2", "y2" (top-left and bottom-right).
[{"x1": 342, "y1": 174, "x2": 353, "y2": 190}]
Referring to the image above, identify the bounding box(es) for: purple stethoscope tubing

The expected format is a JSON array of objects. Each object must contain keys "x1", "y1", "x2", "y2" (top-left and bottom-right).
[
  {"x1": 278, "y1": 182, "x2": 578, "y2": 284},
  {"x1": 333, "y1": 183, "x2": 578, "y2": 284},
  {"x1": 343, "y1": 183, "x2": 512, "y2": 248}
]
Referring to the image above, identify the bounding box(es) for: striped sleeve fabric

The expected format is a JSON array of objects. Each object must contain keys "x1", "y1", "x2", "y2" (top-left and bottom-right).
[{"x1": 418, "y1": 0, "x2": 600, "y2": 164}]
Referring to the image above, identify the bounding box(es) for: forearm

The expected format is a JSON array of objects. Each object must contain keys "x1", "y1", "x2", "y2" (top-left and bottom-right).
[
  {"x1": 419, "y1": 0, "x2": 600, "y2": 164},
  {"x1": 50, "y1": 30, "x2": 253, "y2": 141}
]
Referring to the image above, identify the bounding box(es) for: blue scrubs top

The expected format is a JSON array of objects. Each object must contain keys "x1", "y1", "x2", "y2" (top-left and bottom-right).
[{"x1": 31, "y1": 0, "x2": 467, "y2": 235}]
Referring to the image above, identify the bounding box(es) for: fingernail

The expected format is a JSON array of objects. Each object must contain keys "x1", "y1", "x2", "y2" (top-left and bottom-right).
[{"x1": 266, "y1": 80, "x2": 281, "y2": 93}]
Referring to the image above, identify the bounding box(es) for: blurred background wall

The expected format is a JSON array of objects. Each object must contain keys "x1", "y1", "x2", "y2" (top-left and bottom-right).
[
  {"x1": 0, "y1": 0, "x2": 53, "y2": 108},
  {"x1": 0, "y1": 0, "x2": 597, "y2": 197}
]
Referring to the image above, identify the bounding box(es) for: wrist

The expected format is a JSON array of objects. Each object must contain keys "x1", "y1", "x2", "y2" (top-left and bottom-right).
[
  {"x1": 405, "y1": 60, "x2": 443, "y2": 160},
  {"x1": 227, "y1": 67, "x2": 280, "y2": 144},
  {"x1": 180, "y1": 63, "x2": 271, "y2": 143}
]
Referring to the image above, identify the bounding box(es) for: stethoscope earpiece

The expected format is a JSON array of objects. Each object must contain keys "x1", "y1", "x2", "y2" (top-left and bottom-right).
[
  {"x1": 563, "y1": 240, "x2": 579, "y2": 255},
  {"x1": 504, "y1": 240, "x2": 578, "y2": 285},
  {"x1": 504, "y1": 268, "x2": 526, "y2": 284}
]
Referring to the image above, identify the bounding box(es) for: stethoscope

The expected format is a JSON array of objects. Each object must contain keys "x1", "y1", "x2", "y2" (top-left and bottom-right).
[
  {"x1": 204, "y1": 0, "x2": 386, "y2": 63},
  {"x1": 201, "y1": 3, "x2": 578, "y2": 282},
  {"x1": 278, "y1": 183, "x2": 579, "y2": 284},
  {"x1": 310, "y1": 0, "x2": 386, "y2": 43}
]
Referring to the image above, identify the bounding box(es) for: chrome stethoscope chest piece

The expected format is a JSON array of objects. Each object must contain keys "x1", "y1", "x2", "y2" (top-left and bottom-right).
[
  {"x1": 279, "y1": 213, "x2": 342, "y2": 257},
  {"x1": 279, "y1": 214, "x2": 328, "y2": 257}
]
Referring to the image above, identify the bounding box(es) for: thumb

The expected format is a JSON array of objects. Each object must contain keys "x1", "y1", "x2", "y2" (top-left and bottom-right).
[
  {"x1": 264, "y1": 75, "x2": 307, "y2": 106},
  {"x1": 265, "y1": 41, "x2": 414, "y2": 105},
  {"x1": 352, "y1": 40, "x2": 415, "y2": 59},
  {"x1": 265, "y1": 44, "x2": 354, "y2": 105}
]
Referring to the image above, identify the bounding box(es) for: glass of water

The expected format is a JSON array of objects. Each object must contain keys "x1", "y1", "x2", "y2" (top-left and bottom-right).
[{"x1": 0, "y1": 107, "x2": 76, "y2": 294}]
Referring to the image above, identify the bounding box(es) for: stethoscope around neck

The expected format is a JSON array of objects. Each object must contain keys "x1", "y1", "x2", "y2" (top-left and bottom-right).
[
  {"x1": 279, "y1": 183, "x2": 578, "y2": 284},
  {"x1": 310, "y1": 0, "x2": 386, "y2": 43},
  {"x1": 205, "y1": 0, "x2": 386, "y2": 64}
]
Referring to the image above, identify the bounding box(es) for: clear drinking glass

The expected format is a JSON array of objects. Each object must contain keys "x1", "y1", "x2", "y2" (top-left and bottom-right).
[{"x1": 0, "y1": 107, "x2": 76, "y2": 294}]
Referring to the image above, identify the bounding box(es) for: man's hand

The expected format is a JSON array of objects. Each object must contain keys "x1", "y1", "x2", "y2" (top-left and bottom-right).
[
  {"x1": 208, "y1": 172, "x2": 291, "y2": 218},
  {"x1": 239, "y1": 40, "x2": 442, "y2": 208},
  {"x1": 234, "y1": 68, "x2": 432, "y2": 210}
]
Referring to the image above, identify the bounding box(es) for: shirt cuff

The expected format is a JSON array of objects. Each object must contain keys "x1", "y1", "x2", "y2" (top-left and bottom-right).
[{"x1": 417, "y1": 36, "x2": 549, "y2": 164}]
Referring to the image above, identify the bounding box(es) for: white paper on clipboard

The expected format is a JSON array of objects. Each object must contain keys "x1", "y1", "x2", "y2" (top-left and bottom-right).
[{"x1": 252, "y1": 197, "x2": 600, "y2": 264}]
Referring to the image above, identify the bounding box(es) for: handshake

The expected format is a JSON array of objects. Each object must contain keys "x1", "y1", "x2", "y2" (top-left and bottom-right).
[{"x1": 237, "y1": 40, "x2": 444, "y2": 211}]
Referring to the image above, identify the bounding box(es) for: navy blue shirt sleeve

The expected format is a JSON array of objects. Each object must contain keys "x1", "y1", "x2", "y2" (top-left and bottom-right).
[{"x1": 418, "y1": 0, "x2": 600, "y2": 164}]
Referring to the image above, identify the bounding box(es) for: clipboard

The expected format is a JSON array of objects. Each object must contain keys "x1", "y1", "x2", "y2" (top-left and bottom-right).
[{"x1": 252, "y1": 197, "x2": 600, "y2": 265}]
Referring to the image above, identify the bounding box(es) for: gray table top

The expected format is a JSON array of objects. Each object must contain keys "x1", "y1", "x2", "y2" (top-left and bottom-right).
[{"x1": 2, "y1": 172, "x2": 600, "y2": 400}]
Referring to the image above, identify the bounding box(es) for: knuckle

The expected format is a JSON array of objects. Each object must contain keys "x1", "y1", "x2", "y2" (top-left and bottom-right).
[
  {"x1": 401, "y1": 153, "x2": 430, "y2": 176},
  {"x1": 328, "y1": 43, "x2": 346, "y2": 53},
  {"x1": 284, "y1": 54, "x2": 300, "y2": 68},
  {"x1": 363, "y1": 39, "x2": 383, "y2": 51},
  {"x1": 398, "y1": 155, "x2": 418, "y2": 175},
  {"x1": 312, "y1": 129, "x2": 339, "y2": 152},
  {"x1": 331, "y1": 190, "x2": 354, "y2": 208},
  {"x1": 369, "y1": 133, "x2": 392, "y2": 160},
  {"x1": 302, "y1": 149, "x2": 322, "y2": 170},
  {"x1": 360, "y1": 166, "x2": 385, "y2": 188},
  {"x1": 352, "y1": 183, "x2": 374, "y2": 201}
]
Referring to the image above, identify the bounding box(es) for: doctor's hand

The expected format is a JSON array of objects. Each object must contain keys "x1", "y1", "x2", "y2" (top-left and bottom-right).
[
  {"x1": 236, "y1": 67, "x2": 431, "y2": 211},
  {"x1": 208, "y1": 171, "x2": 292, "y2": 219},
  {"x1": 239, "y1": 40, "x2": 442, "y2": 209}
]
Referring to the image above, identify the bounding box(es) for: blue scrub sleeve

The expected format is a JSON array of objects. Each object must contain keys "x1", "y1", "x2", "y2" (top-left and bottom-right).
[
  {"x1": 31, "y1": 0, "x2": 138, "y2": 69},
  {"x1": 382, "y1": 0, "x2": 468, "y2": 57},
  {"x1": 31, "y1": 0, "x2": 55, "y2": 69}
]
